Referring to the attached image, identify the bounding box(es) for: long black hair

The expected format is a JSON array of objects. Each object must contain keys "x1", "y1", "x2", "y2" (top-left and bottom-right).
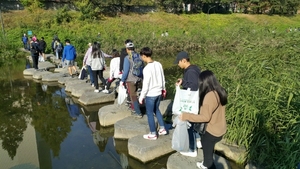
[
  {"x1": 199, "y1": 70, "x2": 228, "y2": 106},
  {"x1": 92, "y1": 42, "x2": 102, "y2": 58}
]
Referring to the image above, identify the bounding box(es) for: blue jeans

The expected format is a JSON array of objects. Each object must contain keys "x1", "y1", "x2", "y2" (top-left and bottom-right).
[
  {"x1": 145, "y1": 95, "x2": 165, "y2": 133},
  {"x1": 188, "y1": 122, "x2": 196, "y2": 152},
  {"x1": 87, "y1": 65, "x2": 94, "y2": 85}
]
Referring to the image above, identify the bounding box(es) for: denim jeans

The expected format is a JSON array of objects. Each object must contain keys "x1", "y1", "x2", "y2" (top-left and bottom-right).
[
  {"x1": 87, "y1": 65, "x2": 94, "y2": 85},
  {"x1": 145, "y1": 95, "x2": 165, "y2": 133},
  {"x1": 188, "y1": 122, "x2": 196, "y2": 152}
]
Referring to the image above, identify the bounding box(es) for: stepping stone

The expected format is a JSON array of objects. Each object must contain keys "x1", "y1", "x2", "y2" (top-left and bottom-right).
[
  {"x1": 215, "y1": 140, "x2": 246, "y2": 163},
  {"x1": 32, "y1": 71, "x2": 52, "y2": 80},
  {"x1": 38, "y1": 61, "x2": 56, "y2": 70},
  {"x1": 114, "y1": 116, "x2": 149, "y2": 140},
  {"x1": 58, "y1": 76, "x2": 75, "y2": 84},
  {"x1": 78, "y1": 91, "x2": 115, "y2": 105},
  {"x1": 167, "y1": 150, "x2": 231, "y2": 169},
  {"x1": 128, "y1": 130, "x2": 174, "y2": 163},
  {"x1": 65, "y1": 80, "x2": 88, "y2": 92},
  {"x1": 98, "y1": 104, "x2": 132, "y2": 127},
  {"x1": 23, "y1": 68, "x2": 38, "y2": 76},
  {"x1": 42, "y1": 72, "x2": 65, "y2": 82},
  {"x1": 54, "y1": 67, "x2": 69, "y2": 73},
  {"x1": 71, "y1": 83, "x2": 97, "y2": 98}
]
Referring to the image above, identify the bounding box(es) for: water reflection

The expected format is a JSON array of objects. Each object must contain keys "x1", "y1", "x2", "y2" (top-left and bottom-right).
[{"x1": 0, "y1": 78, "x2": 172, "y2": 169}]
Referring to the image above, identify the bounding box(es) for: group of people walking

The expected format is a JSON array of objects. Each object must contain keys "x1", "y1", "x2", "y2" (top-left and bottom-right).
[
  {"x1": 23, "y1": 34, "x2": 47, "y2": 70},
  {"x1": 82, "y1": 38, "x2": 228, "y2": 169},
  {"x1": 24, "y1": 33, "x2": 228, "y2": 169}
]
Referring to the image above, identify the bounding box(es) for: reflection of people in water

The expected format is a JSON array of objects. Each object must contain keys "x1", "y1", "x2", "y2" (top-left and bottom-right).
[
  {"x1": 41, "y1": 84, "x2": 47, "y2": 92},
  {"x1": 65, "y1": 97, "x2": 80, "y2": 120}
]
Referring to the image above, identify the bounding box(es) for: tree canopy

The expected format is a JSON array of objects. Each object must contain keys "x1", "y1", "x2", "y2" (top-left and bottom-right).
[{"x1": 20, "y1": 0, "x2": 300, "y2": 19}]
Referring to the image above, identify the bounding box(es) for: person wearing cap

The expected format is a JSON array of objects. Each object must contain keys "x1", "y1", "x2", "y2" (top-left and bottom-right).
[
  {"x1": 120, "y1": 42, "x2": 143, "y2": 118},
  {"x1": 174, "y1": 51, "x2": 201, "y2": 157},
  {"x1": 119, "y1": 39, "x2": 133, "y2": 74}
]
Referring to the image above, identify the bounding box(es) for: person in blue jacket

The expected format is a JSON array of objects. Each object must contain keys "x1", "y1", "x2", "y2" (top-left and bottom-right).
[
  {"x1": 62, "y1": 39, "x2": 78, "y2": 77},
  {"x1": 22, "y1": 34, "x2": 28, "y2": 50}
]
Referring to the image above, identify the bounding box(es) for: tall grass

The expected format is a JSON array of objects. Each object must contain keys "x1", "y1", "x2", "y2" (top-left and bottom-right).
[{"x1": 2, "y1": 10, "x2": 300, "y2": 168}]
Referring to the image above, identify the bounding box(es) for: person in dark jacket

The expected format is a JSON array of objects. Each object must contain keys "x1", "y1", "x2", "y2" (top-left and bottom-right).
[
  {"x1": 39, "y1": 37, "x2": 47, "y2": 61},
  {"x1": 30, "y1": 39, "x2": 41, "y2": 70},
  {"x1": 174, "y1": 51, "x2": 201, "y2": 158}
]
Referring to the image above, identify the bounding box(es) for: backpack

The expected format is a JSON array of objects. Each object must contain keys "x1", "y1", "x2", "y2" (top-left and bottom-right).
[
  {"x1": 56, "y1": 43, "x2": 62, "y2": 52},
  {"x1": 31, "y1": 43, "x2": 39, "y2": 54},
  {"x1": 131, "y1": 52, "x2": 144, "y2": 78}
]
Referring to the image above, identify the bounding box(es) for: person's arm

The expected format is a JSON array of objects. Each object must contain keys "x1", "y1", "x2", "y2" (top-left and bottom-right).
[
  {"x1": 109, "y1": 58, "x2": 115, "y2": 79},
  {"x1": 74, "y1": 47, "x2": 77, "y2": 59},
  {"x1": 121, "y1": 57, "x2": 130, "y2": 82},
  {"x1": 180, "y1": 91, "x2": 218, "y2": 122},
  {"x1": 62, "y1": 48, "x2": 66, "y2": 61},
  {"x1": 139, "y1": 68, "x2": 150, "y2": 103},
  {"x1": 160, "y1": 63, "x2": 166, "y2": 90},
  {"x1": 83, "y1": 48, "x2": 91, "y2": 66},
  {"x1": 102, "y1": 51, "x2": 112, "y2": 58}
]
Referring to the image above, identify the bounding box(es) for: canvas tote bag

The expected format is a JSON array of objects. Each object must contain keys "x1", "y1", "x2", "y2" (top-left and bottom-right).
[{"x1": 172, "y1": 85, "x2": 199, "y2": 115}]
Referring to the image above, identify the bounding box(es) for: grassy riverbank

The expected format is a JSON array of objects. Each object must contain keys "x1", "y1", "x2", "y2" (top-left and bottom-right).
[{"x1": 1, "y1": 10, "x2": 300, "y2": 168}]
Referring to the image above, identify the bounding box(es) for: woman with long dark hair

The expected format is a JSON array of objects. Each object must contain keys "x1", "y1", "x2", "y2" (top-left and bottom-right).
[
  {"x1": 90, "y1": 42, "x2": 107, "y2": 92},
  {"x1": 179, "y1": 70, "x2": 228, "y2": 169}
]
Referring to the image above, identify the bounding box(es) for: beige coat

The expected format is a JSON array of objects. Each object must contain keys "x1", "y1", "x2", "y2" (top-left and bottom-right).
[{"x1": 181, "y1": 91, "x2": 227, "y2": 137}]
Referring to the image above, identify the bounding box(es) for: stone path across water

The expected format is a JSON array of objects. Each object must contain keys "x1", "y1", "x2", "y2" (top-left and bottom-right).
[{"x1": 23, "y1": 53, "x2": 246, "y2": 169}]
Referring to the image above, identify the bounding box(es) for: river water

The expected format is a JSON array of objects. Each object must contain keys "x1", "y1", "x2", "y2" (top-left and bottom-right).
[{"x1": 0, "y1": 77, "x2": 171, "y2": 169}]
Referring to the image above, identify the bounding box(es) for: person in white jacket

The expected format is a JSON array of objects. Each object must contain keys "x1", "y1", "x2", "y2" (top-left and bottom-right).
[
  {"x1": 138, "y1": 47, "x2": 167, "y2": 140},
  {"x1": 89, "y1": 42, "x2": 107, "y2": 93},
  {"x1": 103, "y1": 49, "x2": 121, "y2": 93}
]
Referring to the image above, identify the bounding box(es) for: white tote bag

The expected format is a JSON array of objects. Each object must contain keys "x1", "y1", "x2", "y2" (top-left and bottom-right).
[
  {"x1": 172, "y1": 85, "x2": 199, "y2": 115},
  {"x1": 117, "y1": 85, "x2": 127, "y2": 105}
]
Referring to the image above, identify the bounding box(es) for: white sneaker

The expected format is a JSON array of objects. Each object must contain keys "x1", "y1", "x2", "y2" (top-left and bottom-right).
[
  {"x1": 143, "y1": 133, "x2": 157, "y2": 140},
  {"x1": 196, "y1": 162, "x2": 207, "y2": 169},
  {"x1": 102, "y1": 89, "x2": 109, "y2": 94},
  {"x1": 94, "y1": 89, "x2": 99, "y2": 93},
  {"x1": 180, "y1": 151, "x2": 197, "y2": 157},
  {"x1": 197, "y1": 140, "x2": 202, "y2": 148},
  {"x1": 158, "y1": 129, "x2": 167, "y2": 135}
]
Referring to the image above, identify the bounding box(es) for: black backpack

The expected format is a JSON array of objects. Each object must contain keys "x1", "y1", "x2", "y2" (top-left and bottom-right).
[{"x1": 31, "y1": 43, "x2": 40, "y2": 54}]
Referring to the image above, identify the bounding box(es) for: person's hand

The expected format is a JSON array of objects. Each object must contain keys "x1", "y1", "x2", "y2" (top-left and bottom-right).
[
  {"x1": 139, "y1": 98, "x2": 144, "y2": 104},
  {"x1": 176, "y1": 79, "x2": 182, "y2": 86},
  {"x1": 178, "y1": 114, "x2": 183, "y2": 121},
  {"x1": 107, "y1": 78, "x2": 113, "y2": 83},
  {"x1": 162, "y1": 89, "x2": 167, "y2": 98},
  {"x1": 120, "y1": 81, "x2": 124, "y2": 86},
  {"x1": 103, "y1": 67, "x2": 106, "y2": 71}
]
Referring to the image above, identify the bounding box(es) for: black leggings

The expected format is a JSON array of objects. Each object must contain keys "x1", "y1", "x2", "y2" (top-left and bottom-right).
[
  {"x1": 201, "y1": 131, "x2": 222, "y2": 169},
  {"x1": 93, "y1": 70, "x2": 106, "y2": 90}
]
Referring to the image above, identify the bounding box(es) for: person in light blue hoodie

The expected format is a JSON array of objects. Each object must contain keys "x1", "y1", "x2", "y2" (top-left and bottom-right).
[{"x1": 62, "y1": 39, "x2": 78, "y2": 77}]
